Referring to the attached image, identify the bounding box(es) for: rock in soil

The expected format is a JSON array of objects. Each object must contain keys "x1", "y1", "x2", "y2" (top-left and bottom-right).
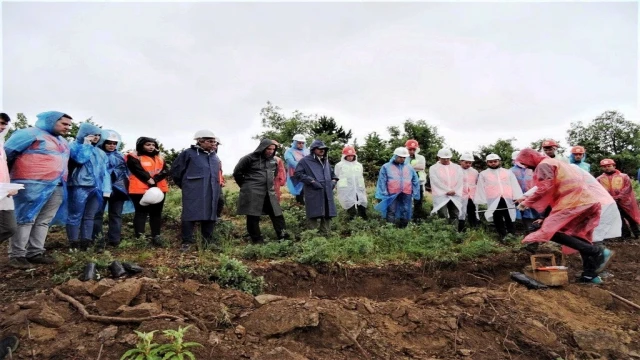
[
  {"x1": 116, "y1": 302, "x2": 162, "y2": 318},
  {"x1": 96, "y1": 279, "x2": 142, "y2": 315}
]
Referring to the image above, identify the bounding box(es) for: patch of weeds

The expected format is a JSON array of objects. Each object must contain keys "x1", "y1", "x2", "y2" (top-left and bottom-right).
[
  {"x1": 210, "y1": 255, "x2": 264, "y2": 295},
  {"x1": 241, "y1": 240, "x2": 295, "y2": 260},
  {"x1": 52, "y1": 251, "x2": 115, "y2": 284},
  {"x1": 296, "y1": 236, "x2": 332, "y2": 265}
]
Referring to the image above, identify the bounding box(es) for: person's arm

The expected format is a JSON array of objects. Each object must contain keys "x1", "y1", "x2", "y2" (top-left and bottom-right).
[
  {"x1": 294, "y1": 160, "x2": 321, "y2": 188},
  {"x1": 232, "y1": 155, "x2": 251, "y2": 187},
  {"x1": 126, "y1": 155, "x2": 152, "y2": 184},
  {"x1": 284, "y1": 149, "x2": 298, "y2": 168},
  {"x1": 411, "y1": 168, "x2": 420, "y2": 200},
  {"x1": 3, "y1": 129, "x2": 34, "y2": 162},
  {"x1": 412, "y1": 155, "x2": 426, "y2": 171},
  {"x1": 522, "y1": 163, "x2": 555, "y2": 211},
  {"x1": 154, "y1": 159, "x2": 169, "y2": 182},
  {"x1": 375, "y1": 166, "x2": 389, "y2": 198},
  {"x1": 617, "y1": 174, "x2": 635, "y2": 199},
  {"x1": 170, "y1": 152, "x2": 187, "y2": 188}
]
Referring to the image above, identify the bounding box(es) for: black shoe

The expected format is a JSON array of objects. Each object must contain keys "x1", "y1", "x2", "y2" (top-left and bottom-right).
[
  {"x1": 79, "y1": 240, "x2": 92, "y2": 252},
  {"x1": 9, "y1": 257, "x2": 35, "y2": 270},
  {"x1": 151, "y1": 235, "x2": 165, "y2": 248},
  {"x1": 180, "y1": 243, "x2": 192, "y2": 252},
  {"x1": 26, "y1": 254, "x2": 55, "y2": 265},
  {"x1": 108, "y1": 261, "x2": 127, "y2": 278},
  {"x1": 0, "y1": 335, "x2": 20, "y2": 359},
  {"x1": 122, "y1": 262, "x2": 144, "y2": 274},
  {"x1": 250, "y1": 236, "x2": 265, "y2": 244},
  {"x1": 69, "y1": 241, "x2": 80, "y2": 250},
  {"x1": 277, "y1": 233, "x2": 291, "y2": 241}
]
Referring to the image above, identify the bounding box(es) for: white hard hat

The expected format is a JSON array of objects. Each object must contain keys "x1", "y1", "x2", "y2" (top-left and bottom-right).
[
  {"x1": 292, "y1": 134, "x2": 306, "y2": 142},
  {"x1": 460, "y1": 152, "x2": 474, "y2": 162},
  {"x1": 511, "y1": 151, "x2": 520, "y2": 161},
  {"x1": 193, "y1": 129, "x2": 215, "y2": 140},
  {"x1": 393, "y1": 147, "x2": 410, "y2": 157},
  {"x1": 486, "y1": 153, "x2": 501, "y2": 161},
  {"x1": 213, "y1": 136, "x2": 221, "y2": 145},
  {"x1": 105, "y1": 132, "x2": 119, "y2": 142},
  {"x1": 139, "y1": 187, "x2": 165, "y2": 206},
  {"x1": 437, "y1": 148, "x2": 453, "y2": 159}
]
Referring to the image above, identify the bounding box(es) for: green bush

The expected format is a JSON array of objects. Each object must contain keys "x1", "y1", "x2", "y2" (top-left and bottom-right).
[{"x1": 210, "y1": 255, "x2": 264, "y2": 295}]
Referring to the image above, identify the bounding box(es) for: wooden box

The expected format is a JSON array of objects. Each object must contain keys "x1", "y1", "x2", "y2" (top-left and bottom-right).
[{"x1": 523, "y1": 254, "x2": 569, "y2": 287}]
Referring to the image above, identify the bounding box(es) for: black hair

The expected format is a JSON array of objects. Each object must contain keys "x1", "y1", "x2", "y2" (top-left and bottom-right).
[{"x1": 0, "y1": 113, "x2": 11, "y2": 123}]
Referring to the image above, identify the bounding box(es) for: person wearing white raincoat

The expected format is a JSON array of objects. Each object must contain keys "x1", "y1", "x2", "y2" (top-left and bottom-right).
[
  {"x1": 571, "y1": 164, "x2": 621, "y2": 246},
  {"x1": 429, "y1": 148, "x2": 464, "y2": 226},
  {"x1": 458, "y1": 152, "x2": 479, "y2": 231},
  {"x1": 474, "y1": 154, "x2": 523, "y2": 241},
  {"x1": 334, "y1": 146, "x2": 368, "y2": 220}
]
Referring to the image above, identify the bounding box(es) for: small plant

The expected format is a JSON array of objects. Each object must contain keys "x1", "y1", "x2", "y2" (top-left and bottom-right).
[
  {"x1": 120, "y1": 330, "x2": 163, "y2": 360},
  {"x1": 156, "y1": 325, "x2": 203, "y2": 360},
  {"x1": 210, "y1": 255, "x2": 264, "y2": 295}
]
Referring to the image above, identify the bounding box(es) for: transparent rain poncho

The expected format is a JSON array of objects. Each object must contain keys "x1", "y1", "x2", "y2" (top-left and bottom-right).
[
  {"x1": 4, "y1": 111, "x2": 71, "y2": 224},
  {"x1": 474, "y1": 168, "x2": 523, "y2": 222},
  {"x1": 97, "y1": 129, "x2": 134, "y2": 214},
  {"x1": 597, "y1": 169, "x2": 640, "y2": 225},
  {"x1": 284, "y1": 141, "x2": 309, "y2": 196},
  {"x1": 374, "y1": 155, "x2": 420, "y2": 220},
  {"x1": 428, "y1": 161, "x2": 464, "y2": 214},
  {"x1": 517, "y1": 149, "x2": 601, "y2": 252},
  {"x1": 459, "y1": 167, "x2": 478, "y2": 221},
  {"x1": 334, "y1": 153, "x2": 367, "y2": 210}
]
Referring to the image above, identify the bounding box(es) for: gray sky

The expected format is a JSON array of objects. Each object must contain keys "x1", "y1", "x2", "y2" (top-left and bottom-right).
[{"x1": 2, "y1": 2, "x2": 638, "y2": 173}]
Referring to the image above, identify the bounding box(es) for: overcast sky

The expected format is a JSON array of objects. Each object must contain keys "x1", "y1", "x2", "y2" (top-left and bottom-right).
[{"x1": 2, "y1": 2, "x2": 638, "y2": 173}]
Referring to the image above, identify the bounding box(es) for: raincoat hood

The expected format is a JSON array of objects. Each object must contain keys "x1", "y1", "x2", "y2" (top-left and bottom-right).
[
  {"x1": 341, "y1": 153, "x2": 358, "y2": 162},
  {"x1": 289, "y1": 140, "x2": 310, "y2": 153},
  {"x1": 516, "y1": 149, "x2": 545, "y2": 169},
  {"x1": 75, "y1": 123, "x2": 102, "y2": 143},
  {"x1": 253, "y1": 139, "x2": 276, "y2": 158},
  {"x1": 309, "y1": 140, "x2": 328, "y2": 151},
  {"x1": 135, "y1": 136, "x2": 160, "y2": 156},
  {"x1": 97, "y1": 129, "x2": 123, "y2": 151},
  {"x1": 35, "y1": 111, "x2": 68, "y2": 135},
  {"x1": 569, "y1": 153, "x2": 587, "y2": 164}
]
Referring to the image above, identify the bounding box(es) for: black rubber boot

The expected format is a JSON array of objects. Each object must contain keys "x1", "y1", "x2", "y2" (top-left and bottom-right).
[
  {"x1": 108, "y1": 261, "x2": 127, "y2": 278},
  {"x1": 79, "y1": 239, "x2": 92, "y2": 252},
  {"x1": 122, "y1": 262, "x2": 144, "y2": 274},
  {"x1": 80, "y1": 263, "x2": 97, "y2": 281},
  {"x1": 0, "y1": 335, "x2": 19, "y2": 360},
  {"x1": 151, "y1": 235, "x2": 165, "y2": 248}
]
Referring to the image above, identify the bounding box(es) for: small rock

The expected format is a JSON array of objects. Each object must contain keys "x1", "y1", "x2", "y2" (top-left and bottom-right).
[
  {"x1": 446, "y1": 317, "x2": 458, "y2": 330},
  {"x1": 97, "y1": 325, "x2": 118, "y2": 342},
  {"x1": 121, "y1": 333, "x2": 139, "y2": 345},
  {"x1": 391, "y1": 306, "x2": 406, "y2": 319},
  {"x1": 180, "y1": 279, "x2": 200, "y2": 294},
  {"x1": 457, "y1": 349, "x2": 473, "y2": 356},
  {"x1": 28, "y1": 305, "x2": 65, "y2": 328},
  {"x1": 60, "y1": 279, "x2": 92, "y2": 297},
  {"x1": 235, "y1": 325, "x2": 246, "y2": 338},
  {"x1": 208, "y1": 332, "x2": 221, "y2": 346},
  {"x1": 89, "y1": 279, "x2": 116, "y2": 297},
  {"x1": 16, "y1": 301, "x2": 39, "y2": 309},
  {"x1": 629, "y1": 350, "x2": 640, "y2": 358},
  {"x1": 96, "y1": 279, "x2": 142, "y2": 315},
  {"x1": 342, "y1": 302, "x2": 357, "y2": 311},
  {"x1": 117, "y1": 303, "x2": 162, "y2": 318},
  {"x1": 407, "y1": 310, "x2": 421, "y2": 323},
  {"x1": 254, "y1": 294, "x2": 287, "y2": 307},
  {"x1": 161, "y1": 290, "x2": 173, "y2": 296},
  {"x1": 29, "y1": 324, "x2": 58, "y2": 342},
  {"x1": 307, "y1": 268, "x2": 318, "y2": 279},
  {"x1": 573, "y1": 330, "x2": 628, "y2": 353}
]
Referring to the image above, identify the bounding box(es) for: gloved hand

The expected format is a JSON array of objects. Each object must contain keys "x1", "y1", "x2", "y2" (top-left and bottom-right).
[
  {"x1": 83, "y1": 135, "x2": 96, "y2": 144},
  {"x1": 517, "y1": 203, "x2": 528, "y2": 211}
]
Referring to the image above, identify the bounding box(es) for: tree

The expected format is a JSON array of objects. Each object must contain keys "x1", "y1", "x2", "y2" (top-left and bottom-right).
[
  {"x1": 253, "y1": 102, "x2": 315, "y2": 146},
  {"x1": 566, "y1": 110, "x2": 640, "y2": 175},
  {"x1": 6, "y1": 113, "x2": 31, "y2": 139},
  {"x1": 358, "y1": 132, "x2": 393, "y2": 181},
  {"x1": 476, "y1": 138, "x2": 518, "y2": 170},
  {"x1": 387, "y1": 119, "x2": 446, "y2": 165},
  {"x1": 310, "y1": 116, "x2": 353, "y2": 164}
]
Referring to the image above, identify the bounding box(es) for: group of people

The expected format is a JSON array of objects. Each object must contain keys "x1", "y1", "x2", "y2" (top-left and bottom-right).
[{"x1": 1, "y1": 112, "x2": 638, "y2": 283}]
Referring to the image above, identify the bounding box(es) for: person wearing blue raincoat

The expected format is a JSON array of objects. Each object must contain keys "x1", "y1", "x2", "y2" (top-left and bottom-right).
[
  {"x1": 568, "y1": 146, "x2": 590, "y2": 172},
  {"x1": 93, "y1": 129, "x2": 134, "y2": 250},
  {"x1": 510, "y1": 151, "x2": 540, "y2": 230},
  {"x1": 294, "y1": 139, "x2": 338, "y2": 235},
  {"x1": 66, "y1": 122, "x2": 110, "y2": 251},
  {"x1": 375, "y1": 147, "x2": 420, "y2": 228},
  {"x1": 4, "y1": 111, "x2": 73, "y2": 268},
  {"x1": 284, "y1": 134, "x2": 309, "y2": 205}
]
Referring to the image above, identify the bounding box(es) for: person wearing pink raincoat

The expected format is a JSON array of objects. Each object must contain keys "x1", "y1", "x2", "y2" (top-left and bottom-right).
[
  {"x1": 458, "y1": 152, "x2": 479, "y2": 231},
  {"x1": 474, "y1": 154, "x2": 523, "y2": 241},
  {"x1": 515, "y1": 148, "x2": 614, "y2": 284}
]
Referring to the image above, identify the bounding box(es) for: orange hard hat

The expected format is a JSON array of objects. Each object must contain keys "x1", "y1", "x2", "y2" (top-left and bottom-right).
[
  {"x1": 541, "y1": 139, "x2": 558, "y2": 148},
  {"x1": 600, "y1": 159, "x2": 615, "y2": 166},
  {"x1": 405, "y1": 139, "x2": 419, "y2": 149},
  {"x1": 571, "y1": 146, "x2": 585, "y2": 154},
  {"x1": 342, "y1": 146, "x2": 356, "y2": 156}
]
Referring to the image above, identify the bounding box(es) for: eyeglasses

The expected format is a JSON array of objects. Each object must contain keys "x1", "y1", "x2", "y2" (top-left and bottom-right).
[{"x1": 202, "y1": 139, "x2": 216, "y2": 143}]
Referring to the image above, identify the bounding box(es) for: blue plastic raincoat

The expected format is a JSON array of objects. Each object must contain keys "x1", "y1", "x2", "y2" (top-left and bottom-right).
[
  {"x1": 66, "y1": 123, "x2": 110, "y2": 226},
  {"x1": 284, "y1": 141, "x2": 309, "y2": 195},
  {"x1": 568, "y1": 153, "x2": 591, "y2": 172},
  {"x1": 97, "y1": 129, "x2": 134, "y2": 214},
  {"x1": 4, "y1": 111, "x2": 71, "y2": 224},
  {"x1": 374, "y1": 155, "x2": 420, "y2": 221}
]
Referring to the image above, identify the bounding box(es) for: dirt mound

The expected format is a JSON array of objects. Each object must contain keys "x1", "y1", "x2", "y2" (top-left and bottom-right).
[{"x1": 0, "y1": 243, "x2": 639, "y2": 359}]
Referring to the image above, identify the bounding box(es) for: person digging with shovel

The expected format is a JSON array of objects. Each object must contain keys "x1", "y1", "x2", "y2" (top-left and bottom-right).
[{"x1": 514, "y1": 148, "x2": 614, "y2": 284}]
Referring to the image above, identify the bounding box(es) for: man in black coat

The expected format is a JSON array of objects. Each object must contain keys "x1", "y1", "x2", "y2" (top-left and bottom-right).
[
  {"x1": 171, "y1": 130, "x2": 222, "y2": 252},
  {"x1": 233, "y1": 139, "x2": 287, "y2": 243}
]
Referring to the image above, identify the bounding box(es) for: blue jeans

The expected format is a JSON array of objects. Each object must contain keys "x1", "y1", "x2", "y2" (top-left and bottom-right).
[
  {"x1": 66, "y1": 192, "x2": 101, "y2": 242},
  {"x1": 93, "y1": 197, "x2": 125, "y2": 245}
]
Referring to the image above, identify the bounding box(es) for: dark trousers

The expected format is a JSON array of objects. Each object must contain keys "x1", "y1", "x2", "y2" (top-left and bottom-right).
[
  {"x1": 0, "y1": 210, "x2": 17, "y2": 243},
  {"x1": 130, "y1": 194, "x2": 165, "y2": 237},
  {"x1": 93, "y1": 196, "x2": 125, "y2": 245},
  {"x1": 437, "y1": 200, "x2": 459, "y2": 227},
  {"x1": 246, "y1": 194, "x2": 286, "y2": 242},
  {"x1": 458, "y1": 200, "x2": 479, "y2": 231},
  {"x1": 295, "y1": 189, "x2": 305, "y2": 205},
  {"x1": 618, "y1": 204, "x2": 640, "y2": 237},
  {"x1": 182, "y1": 220, "x2": 216, "y2": 244},
  {"x1": 551, "y1": 232, "x2": 601, "y2": 278},
  {"x1": 412, "y1": 184, "x2": 425, "y2": 221},
  {"x1": 493, "y1": 198, "x2": 515, "y2": 237},
  {"x1": 347, "y1": 205, "x2": 368, "y2": 220},
  {"x1": 217, "y1": 195, "x2": 224, "y2": 218}
]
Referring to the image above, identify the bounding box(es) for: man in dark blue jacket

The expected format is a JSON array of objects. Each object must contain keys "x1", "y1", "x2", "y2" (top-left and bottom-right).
[
  {"x1": 294, "y1": 140, "x2": 338, "y2": 235},
  {"x1": 171, "y1": 130, "x2": 222, "y2": 252}
]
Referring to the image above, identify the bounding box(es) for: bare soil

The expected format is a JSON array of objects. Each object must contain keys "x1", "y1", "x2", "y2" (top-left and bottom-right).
[{"x1": 0, "y1": 240, "x2": 639, "y2": 360}]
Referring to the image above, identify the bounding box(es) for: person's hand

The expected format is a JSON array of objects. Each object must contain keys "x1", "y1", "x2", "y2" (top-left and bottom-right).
[
  {"x1": 514, "y1": 197, "x2": 525, "y2": 204},
  {"x1": 446, "y1": 191, "x2": 455, "y2": 196},
  {"x1": 83, "y1": 135, "x2": 96, "y2": 144},
  {"x1": 311, "y1": 181, "x2": 323, "y2": 190},
  {"x1": 517, "y1": 203, "x2": 528, "y2": 211},
  {"x1": 147, "y1": 178, "x2": 156, "y2": 185},
  {"x1": 7, "y1": 190, "x2": 18, "y2": 196},
  {"x1": 533, "y1": 219, "x2": 543, "y2": 225}
]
